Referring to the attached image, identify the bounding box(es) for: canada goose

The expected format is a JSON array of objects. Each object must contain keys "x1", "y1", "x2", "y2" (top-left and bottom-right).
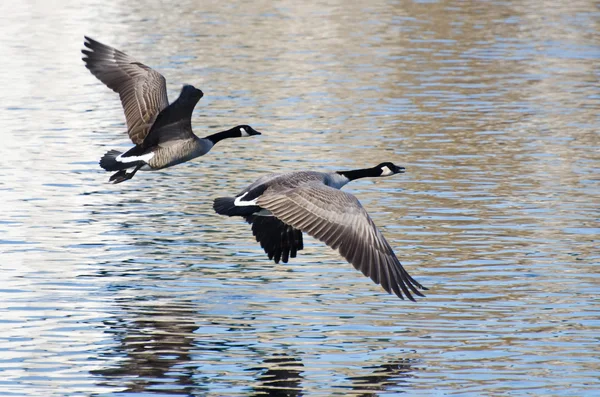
[
  {"x1": 82, "y1": 36, "x2": 261, "y2": 183},
  {"x1": 213, "y1": 162, "x2": 427, "y2": 301}
]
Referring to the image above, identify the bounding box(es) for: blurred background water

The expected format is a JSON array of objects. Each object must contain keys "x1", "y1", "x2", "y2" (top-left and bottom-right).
[{"x1": 0, "y1": 0, "x2": 599, "y2": 395}]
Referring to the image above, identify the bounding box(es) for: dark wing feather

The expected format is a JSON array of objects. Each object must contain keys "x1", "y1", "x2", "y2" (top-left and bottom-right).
[
  {"x1": 82, "y1": 36, "x2": 169, "y2": 145},
  {"x1": 142, "y1": 85, "x2": 203, "y2": 147},
  {"x1": 244, "y1": 215, "x2": 304, "y2": 264},
  {"x1": 257, "y1": 183, "x2": 426, "y2": 301}
]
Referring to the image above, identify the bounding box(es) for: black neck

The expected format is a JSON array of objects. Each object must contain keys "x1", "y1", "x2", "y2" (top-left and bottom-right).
[
  {"x1": 205, "y1": 127, "x2": 238, "y2": 145},
  {"x1": 337, "y1": 166, "x2": 380, "y2": 181}
]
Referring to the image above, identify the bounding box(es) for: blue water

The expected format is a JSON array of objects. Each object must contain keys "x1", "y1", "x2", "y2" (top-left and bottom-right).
[{"x1": 0, "y1": 0, "x2": 599, "y2": 395}]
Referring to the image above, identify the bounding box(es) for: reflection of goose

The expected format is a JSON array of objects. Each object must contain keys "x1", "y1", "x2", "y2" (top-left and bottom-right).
[
  {"x1": 213, "y1": 162, "x2": 427, "y2": 301},
  {"x1": 82, "y1": 37, "x2": 261, "y2": 183},
  {"x1": 250, "y1": 353, "x2": 304, "y2": 397},
  {"x1": 91, "y1": 291, "x2": 263, "y2": 394},
  {"x1": 348, "y1": 359, "x2": 416, "y2": 396},
  {"x1": 91, "y1": 298, "x2": 199, "y2": 394}
]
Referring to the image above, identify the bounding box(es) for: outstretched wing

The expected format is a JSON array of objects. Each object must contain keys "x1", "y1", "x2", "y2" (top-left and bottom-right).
[
  {"x1": 82, "y1": 36, "x2": 169, "y2": 145},
  {"x1": 244, "y1": 215, "x2": 304, "y2": 264},
  {"x1": 257, "y1": 183, "x2": 426, "y2": 301},
  {"x1": 141, "y1": 85, "x2": 203, "y2": 147}
]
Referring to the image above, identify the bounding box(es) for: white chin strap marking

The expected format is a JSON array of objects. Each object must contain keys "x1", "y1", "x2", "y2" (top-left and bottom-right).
[{"x1": 380, "y1": 166, "x2": 394, "y2": 176}]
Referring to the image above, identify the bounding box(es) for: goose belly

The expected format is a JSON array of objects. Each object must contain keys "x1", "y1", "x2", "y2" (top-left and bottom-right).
[{"x1": 147, "y1": 139, "x2": 210, "y2": 169}]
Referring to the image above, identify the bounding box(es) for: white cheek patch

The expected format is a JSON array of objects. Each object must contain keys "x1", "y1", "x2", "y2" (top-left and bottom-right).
[
  {"x1": 116, "y1": 152, "x2": 155, "y2": 163},
  {"x1": 380, "y1": 166, "x2": 394, "y2": 176},
  {"x1": 233, "y1": 191, "x2": 258, "y2": 206},
  {"x1": 240, "y1": 127, "x2": 249, "y2": 137}
]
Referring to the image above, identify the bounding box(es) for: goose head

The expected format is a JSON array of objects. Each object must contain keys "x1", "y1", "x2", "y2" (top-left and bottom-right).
[
  {"x1": 236, "y1": 125, "x2": 262, "y2": 137},
  {"x1": 376, "y1": 162, "x2": 405, "y2": 176}
]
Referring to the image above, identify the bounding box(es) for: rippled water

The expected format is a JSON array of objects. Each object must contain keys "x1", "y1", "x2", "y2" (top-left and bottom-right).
[{"x1": 1, "y1": 0, "x2": 599, "y2": 395}]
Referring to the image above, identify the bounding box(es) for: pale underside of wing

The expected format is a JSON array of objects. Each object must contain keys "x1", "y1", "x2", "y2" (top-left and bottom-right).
[
  {"x1": 256, "y1": 182, "x2": 427, "y2": 301},
  {"x1": 82, "y1": 36, "x2": 169, "y2": 145}
]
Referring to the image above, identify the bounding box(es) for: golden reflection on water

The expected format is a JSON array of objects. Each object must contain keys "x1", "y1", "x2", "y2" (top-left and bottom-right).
[{"x1": 0, "y1": 0, "x2": 598, "y2": 395}]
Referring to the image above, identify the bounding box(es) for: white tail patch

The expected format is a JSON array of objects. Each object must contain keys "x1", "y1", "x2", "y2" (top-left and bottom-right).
[
  {"x1": 116, "y1": 152, "x2": 155, "y2": 164},
  {"x1": 380, "y1": 166, "x2": 394, "y2": 176},
  {"x1": 234, "y1": 191, "x2": 258, "y2": 206}
]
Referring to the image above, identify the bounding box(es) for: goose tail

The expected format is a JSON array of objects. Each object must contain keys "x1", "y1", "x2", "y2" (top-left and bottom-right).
[
  {"x1": 100, "y1": 150, "x2": 124, "y2": 171},
  {"x1": 100, "y1": 149, "x2": 145, "y2": 171},
  {"x1": 213, "y1": 197, "x2": 259, "y2": 217}
]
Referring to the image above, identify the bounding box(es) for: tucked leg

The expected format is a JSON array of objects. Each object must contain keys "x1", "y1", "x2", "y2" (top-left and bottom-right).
[{"x1": 109, "y1": 164, "x2": 143, "y2": 184}]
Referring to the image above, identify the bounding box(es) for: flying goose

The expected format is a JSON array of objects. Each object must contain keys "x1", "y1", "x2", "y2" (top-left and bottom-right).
[
  {"x1": 82, "y1": 36, "x2": 261, "y2": 183},
  {"x1": 213, "y1": 162, "x2": 427, "y2": 301}
]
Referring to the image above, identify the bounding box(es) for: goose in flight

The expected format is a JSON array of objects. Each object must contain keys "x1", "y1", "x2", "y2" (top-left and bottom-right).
[
  {"x1": 82, "y1": 36, "x2": 261, "y2": 183},
  {"x1": 213, "y1": 162, "x2": 427, "y2": 301}
]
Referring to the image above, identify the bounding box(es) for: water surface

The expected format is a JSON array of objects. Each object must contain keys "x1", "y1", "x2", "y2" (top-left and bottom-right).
[{"x1": 0, "y1": 0, "x2": 599, "y2": 395}]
